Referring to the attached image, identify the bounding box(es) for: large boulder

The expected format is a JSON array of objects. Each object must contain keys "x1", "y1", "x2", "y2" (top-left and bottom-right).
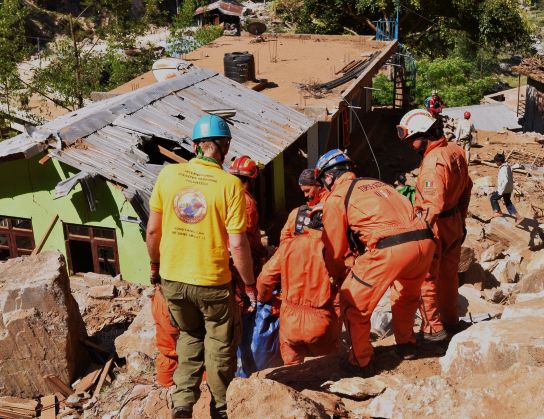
[
  {"x1": 227, "y1": 377, "x2": 328, "y2": 418},
  {"x1": 0, "y1": 252, "x2": 88, "y2": 398},
  {"x1": 440, "y1": 316, "x2": 544, "y2": 381},
  {"x1": 367, "y1": 365, "x2": 544, "y2": 418},
  {"x1": 517, "y1": 268, "x2": 544, "y2": 293},
  {"x1": 527, "y1": 249, "x2": 544, "y2": 272},
  {"x1": 457, "y1": 285, "x2": 503, "y2": 317},
  {"x1": 485, "y1": 217, "x2": 537, "y2": 250},
  {"x1": 114, "y1": 290, "x2": 156, "y2": 372},
  {"x1": 502, "y1": 298, "x2": 544, "y2": 319},
  {"x1": 480, "y1": 243, "x2": 505, "y2": 263}
]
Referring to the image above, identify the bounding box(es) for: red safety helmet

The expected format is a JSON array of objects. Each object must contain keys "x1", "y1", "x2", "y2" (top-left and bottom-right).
[
  {"x1": 464, "y1": 111, "x2": 471, "y2": 119},
  {"x1": 229, "y1": 155, "x2": 259, "y2": 179}
]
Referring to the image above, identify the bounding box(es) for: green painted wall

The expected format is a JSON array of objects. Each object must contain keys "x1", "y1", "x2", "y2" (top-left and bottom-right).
[{"x1": 0, "y1": 155, "x2": 149, "y2": 284}]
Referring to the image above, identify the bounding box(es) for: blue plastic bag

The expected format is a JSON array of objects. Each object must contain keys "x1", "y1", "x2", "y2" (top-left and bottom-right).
[{"x1": 236, "y1": 302, "x2": 281, "y2": 377}]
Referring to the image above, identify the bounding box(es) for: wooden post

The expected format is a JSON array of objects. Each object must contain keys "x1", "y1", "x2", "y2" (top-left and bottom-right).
[{"x1": 31, "y1": 214, "x2": 59, "y2": 255}]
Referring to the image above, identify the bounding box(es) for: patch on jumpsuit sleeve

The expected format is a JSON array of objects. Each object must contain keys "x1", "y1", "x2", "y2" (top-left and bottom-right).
[{"x1": 423, "y1": 180, "x2": 436, "y2": 196}]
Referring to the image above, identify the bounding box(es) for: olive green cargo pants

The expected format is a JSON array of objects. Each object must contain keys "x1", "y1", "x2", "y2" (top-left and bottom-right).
[{"x1": 161, "y1": 280, "x2": 241, "y2": 418}]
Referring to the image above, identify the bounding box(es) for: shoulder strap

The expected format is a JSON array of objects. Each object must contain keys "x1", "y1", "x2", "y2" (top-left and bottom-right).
[{"x1": 344, "y1": 178, "x2": 361, "y2": 211}]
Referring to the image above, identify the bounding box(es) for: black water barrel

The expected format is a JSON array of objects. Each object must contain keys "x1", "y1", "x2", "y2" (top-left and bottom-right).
[{"x1": 224, "y1": 52, "x2": 256, "y2": 83}]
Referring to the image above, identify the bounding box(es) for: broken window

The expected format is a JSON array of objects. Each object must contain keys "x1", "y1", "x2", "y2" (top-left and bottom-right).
[
  {"x1": 0, "y1": 216, "x2": 36, "y2": 261},
  {"x1": 64, "y1": 223, "x2": 120, "y2": 276}
]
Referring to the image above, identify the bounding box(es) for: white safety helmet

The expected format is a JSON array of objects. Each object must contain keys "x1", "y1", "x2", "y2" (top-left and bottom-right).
[{"x1": 397, "y1": 109, "x2": 437, "y2": 141}]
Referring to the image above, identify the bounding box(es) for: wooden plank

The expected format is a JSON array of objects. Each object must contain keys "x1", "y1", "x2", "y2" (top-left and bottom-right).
[
  {"x1": 38, "y1": 154, "x2": 51, "y2": 165},
  {"x1": 93, "y1": 357, "x2": 114, "y2": 398},
  {"x1": 40, "y1": 395, "x2": 56, "y2": 419},
  {"x1": 0, "y1": 397, "x2": 38, "y2": 411},
  {"x1": 158, "y1": 145, "x2": 187, "y2": 164},
  {"x1": 73, "y1": 366, "x2": 102, "y2": 393},
  {"x1": 31, "y1": 214, "x2": 59, "y2": 255},
  {"x1": 43, "y1": 376, "x2": 73, "y2": 398}
]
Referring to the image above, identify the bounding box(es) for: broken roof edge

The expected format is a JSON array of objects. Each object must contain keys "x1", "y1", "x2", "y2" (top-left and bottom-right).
[
  {"x1": 342, "y1": 39, "x2": 398, "y2": 100},
  {"x1": 194, "y1": 1, "x2": 243, "y2": 17}
]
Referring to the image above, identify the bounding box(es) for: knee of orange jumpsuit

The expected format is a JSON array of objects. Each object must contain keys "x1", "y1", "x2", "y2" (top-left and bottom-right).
[
  {"x1": 280, "y1": 339, "x2": 305, "y2": 365},
  {"x1": 344, "y1": 306, "x2": 373, "y2": 367}
]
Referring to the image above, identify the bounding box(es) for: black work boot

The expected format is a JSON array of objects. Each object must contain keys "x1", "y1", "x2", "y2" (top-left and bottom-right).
[
  {"x1": 395, "y1": 342, "x2": 417, "y2": 360},
  {"x1": 172, "y1": 406, "x2": 193, "y2": 418},
  {"x1": 340, "y1": 357, "x2": 375, "y2": 378},
  {"x1": 444, "y1": 320, "x2": 472, "y2": 336}
]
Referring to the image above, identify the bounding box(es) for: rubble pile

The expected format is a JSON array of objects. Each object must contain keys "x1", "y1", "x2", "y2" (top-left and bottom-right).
[{"x1": 0, "y1": 252, "x2": 89, "y2": 398}]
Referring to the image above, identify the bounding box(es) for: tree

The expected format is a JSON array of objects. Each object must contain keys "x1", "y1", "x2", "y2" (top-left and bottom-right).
[
  {"x1": 0, "y1": 0, "x2": 31, "y2": 124},
  {"x1": 275, "y1": 0, "x2": 533, "y2": 59}
]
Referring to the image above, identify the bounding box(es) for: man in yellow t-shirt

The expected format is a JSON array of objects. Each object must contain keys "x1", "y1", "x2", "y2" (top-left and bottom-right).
[{"x1": 146, "y1": 114, "x2": 256, "y2": 419}]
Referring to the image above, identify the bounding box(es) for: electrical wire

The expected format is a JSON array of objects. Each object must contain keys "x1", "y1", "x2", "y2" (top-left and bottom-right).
[{"x1": 342, "y1": 97, "x2": 382, "y2": 180}]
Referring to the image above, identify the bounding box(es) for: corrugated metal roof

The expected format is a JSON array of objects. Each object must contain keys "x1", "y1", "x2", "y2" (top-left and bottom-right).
[
  {"x1": 0, "y1": 65, "x2": 315, "y2": 213},
  {"x1": 194, "y1": 1, "x2": 243, "y2": 17},
  {"x1": 442, "y1": 103, "x2": 521, "y2": 131}
]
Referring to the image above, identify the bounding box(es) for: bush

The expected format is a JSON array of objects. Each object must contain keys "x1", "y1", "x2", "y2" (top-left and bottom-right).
[
  {"x1": 372, "y1": 74, "x2": 394, "y2": 105},
  {"x1": 194, "y1": 25, "x2": 223, "y2": 45}
]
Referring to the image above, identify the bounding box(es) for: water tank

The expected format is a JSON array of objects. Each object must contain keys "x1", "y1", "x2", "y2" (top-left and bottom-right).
[{"x1": 224, "y1": 52, "x2": 256, "y2": 83}]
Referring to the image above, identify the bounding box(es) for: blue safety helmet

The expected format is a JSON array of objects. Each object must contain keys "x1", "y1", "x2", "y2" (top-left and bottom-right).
[
  {"x1": 192, "y1": 114, "x2": 232, "y2": 143},
  {"x1": 315, "y1": 149, "x2": 353, "y2": 180}
]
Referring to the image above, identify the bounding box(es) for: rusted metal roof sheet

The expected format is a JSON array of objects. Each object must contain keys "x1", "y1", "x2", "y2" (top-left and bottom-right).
[
  {"x1": 0, "y1": 65, "x2": 314, "y2": 210},
  {"x1": 194, "y1": 1, "x2": 243, "y2": 17}
]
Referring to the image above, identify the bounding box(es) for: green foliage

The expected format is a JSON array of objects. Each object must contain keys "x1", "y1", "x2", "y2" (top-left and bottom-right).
[
  {"x1": 171, "y1": 0, "x2": 199, "y2": 33},
  {"x1": 32, "y1": 39, "x2": 160, "y2": 110},
  {"x1": 0, "y1": 0, "x2": 31, "y2": 112},
  {"x1": 32, "y1": 39, "x2": 104, "y2": 110},
  {"x1": 415, "y1": 56, "x2": 496, "y2": 106},
  {"x1": 372, "y1": 74, "x2": 394, "y2": 105},
  {"x1": 194, "y1": 25, "x2": 223, "y2": 45}
]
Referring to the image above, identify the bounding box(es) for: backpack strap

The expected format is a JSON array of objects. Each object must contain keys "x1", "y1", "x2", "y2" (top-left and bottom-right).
[{"x1": 343, "y1": 178, "x2": 366, "y2": 254}]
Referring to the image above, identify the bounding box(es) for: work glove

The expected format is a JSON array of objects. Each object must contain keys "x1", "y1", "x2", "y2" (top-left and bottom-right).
[
  {"x1": 150, "y1": 261, "x2": 161, "y2": 286},
  {"x1": 244, "y1": 284, "x2": 258, "y2": 313}
]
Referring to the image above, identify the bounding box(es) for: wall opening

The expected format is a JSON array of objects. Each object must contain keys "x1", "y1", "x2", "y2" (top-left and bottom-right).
[
  {"x1": 64, "y1": 223, "x2": 120, "y2": 276},
  {"x1": 0, "y1": 215, "x2": 35, "y2": 261}
]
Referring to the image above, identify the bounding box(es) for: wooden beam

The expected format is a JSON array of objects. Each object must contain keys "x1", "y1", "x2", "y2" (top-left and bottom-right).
[
  {"x1": 158, "y1": 145, "x2": 187, "y2": 164},
  {"x1": 31, "y1": 214, "x2": 59, "y2": 256},
  {"x1": 38, "y1": 154, "x2": 51, "y2": 165},
  {"x1": 93, "y1": 357, "x2": 114, "y2": 398},
  {"x1": 40, "y1": 395, "x2": 57, "y2": 419},
  {"x1": 43, "y1": 375, "x2": 73, "y2": 398}
]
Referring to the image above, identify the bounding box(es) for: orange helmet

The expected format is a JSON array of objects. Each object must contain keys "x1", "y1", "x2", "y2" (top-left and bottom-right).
[
  {"x1": 464, "y1": 111, "x2": 471, "y2": 119},
  {"x1": 229, "y1": 155, "x2": 259, "y2": 179}
]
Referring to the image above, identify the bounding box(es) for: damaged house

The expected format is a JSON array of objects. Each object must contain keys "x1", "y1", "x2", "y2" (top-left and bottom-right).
[{"x1": 0, "y1": 62, "x2": 314, "y2": 283}]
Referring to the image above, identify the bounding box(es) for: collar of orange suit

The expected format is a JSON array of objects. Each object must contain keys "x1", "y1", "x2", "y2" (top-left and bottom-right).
[
  {"x1": 423, "y1": 136, "x2": 447, "y2": 157},
  {"x1": 331, "y1": 171, "x2": 357, "y2": 192}
]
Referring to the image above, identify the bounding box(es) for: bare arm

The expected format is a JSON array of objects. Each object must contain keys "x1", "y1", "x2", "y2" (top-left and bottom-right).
[
  {"x1": 146, "y1": 210, "x2": 162, "y2": 263},
  {"x1": 229, "y1": 232, "x2": 255, "y2": 285}
]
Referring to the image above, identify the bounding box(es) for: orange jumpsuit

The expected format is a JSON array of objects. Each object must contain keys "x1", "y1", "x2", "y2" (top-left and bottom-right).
[
  {"x1": 257, "y1": 229, "x2": 339, "y2": 365},
  {"x1": 322, "y1": 172, "x2": 435, "y2": 367},
  {"x1": 414, "y1": 138, "x2": 472, "y2": 334},
  {"x1": 152, "y1": 288, "x2": 180, "y2": 386}
]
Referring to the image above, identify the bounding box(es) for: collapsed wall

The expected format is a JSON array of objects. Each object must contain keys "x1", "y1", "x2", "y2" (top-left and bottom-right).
[{"x1": 0, "y1": 251, "x2": 89, "y2": 398}]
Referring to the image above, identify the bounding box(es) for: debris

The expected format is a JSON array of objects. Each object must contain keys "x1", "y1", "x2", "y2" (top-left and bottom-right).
[
  {"x1": 481, "y1": 287, "x2": 505, "y2": 303},
  {"x1": 39, "y1": 394, "x2": 57, "y2": 419},
  {"x1": 227, "y1": 377, "x2": 328, "y2": 418},
  {"x1": 490, "y1": 259, "x2": 518, "y2": 283},
  {"x1": 526, "y1": 249, "x2": 544, "y2": 272},
  {"x1": 440, "y1": 316, "x2": 544, "y2": 380},
  {"x1": 502, "y1": 297, "x2": 544, "y2": 319},
  {"x1": 88, "y1": 284, "x2": 118, "y2": 299},
  {"x1": 458, "y1": 246, "x2": 475, "y2": 272},
  {"x1": 73, "y1": 366, "x2": 102, "y2": 394},
  {"x1": 0, "y1": 396, "x2": 38, "y2": 419},
  {"x1": 93, "y1": 357, "x2": 114, "y2": 398},
  {"x1": 44, "y1": 376, "x2": 74, "y2": 398},
  {"x1": 516, "y1": 268, "x2": 544, "y2": 293},
  {"x1": 480, "y1": 243, "x2": 505, "y2": 262},
  {"x1": 0, "y1": 252, "x2": 88, "y2": 398},
  {"x1": 322, "y1": 376, "x2": 397, "y2": 400}
]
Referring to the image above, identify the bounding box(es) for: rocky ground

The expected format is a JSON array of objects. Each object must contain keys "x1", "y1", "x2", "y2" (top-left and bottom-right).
[{"x1": 0, "y1": 130, "x2": 543, "y2": 418}]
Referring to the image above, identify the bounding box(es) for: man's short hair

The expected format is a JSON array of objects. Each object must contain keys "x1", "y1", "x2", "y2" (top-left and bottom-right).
[
  {"x1": 299, "y1": 168, "x2": 317, "y2": 186},
  {"x1": 494, "y1": 153, "x2": 505, "y2": 163}
]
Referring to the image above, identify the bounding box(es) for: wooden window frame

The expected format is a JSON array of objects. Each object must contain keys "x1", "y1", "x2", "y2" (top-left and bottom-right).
[
  {"x1": 64, "y1": 223, "x2": 120, "y2": 276},
  {"x1": 0, "y1": 216, "x2": 35, "y2": 260}
]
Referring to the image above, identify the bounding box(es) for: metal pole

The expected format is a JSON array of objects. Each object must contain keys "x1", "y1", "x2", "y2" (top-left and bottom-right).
[
  {"x1": 516, "y1": 74, "x2": 521, "y2": 117},
  {"x1": 395, "y1": 0, "x2": 399, "y2": 40}
]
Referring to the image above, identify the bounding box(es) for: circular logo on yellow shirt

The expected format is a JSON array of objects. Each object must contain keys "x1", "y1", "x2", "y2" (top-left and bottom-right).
[{"x1": 174, "y1": 189, "x2": 207, "y2": 224}]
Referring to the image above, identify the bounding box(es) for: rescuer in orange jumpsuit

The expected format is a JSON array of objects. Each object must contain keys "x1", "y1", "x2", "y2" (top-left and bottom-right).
[
  {"x1": 318, "y1": 149, "x2": 436, "y2": 374},
  {"x1": 397, "y1": 109, "x2": 472, "y2": 341},
  {"x1": 228, "y1": 155, "x2": 268, "y2": 310},
  {"x1": 280, "y1": 169, "x2": 330, "y2": 243},
  {"x1": 257, "y1": 206, "x2": 339, "y2": 365},
  {"x1": 152, "y1": 286, "x2": 180, "y2": 386}
]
